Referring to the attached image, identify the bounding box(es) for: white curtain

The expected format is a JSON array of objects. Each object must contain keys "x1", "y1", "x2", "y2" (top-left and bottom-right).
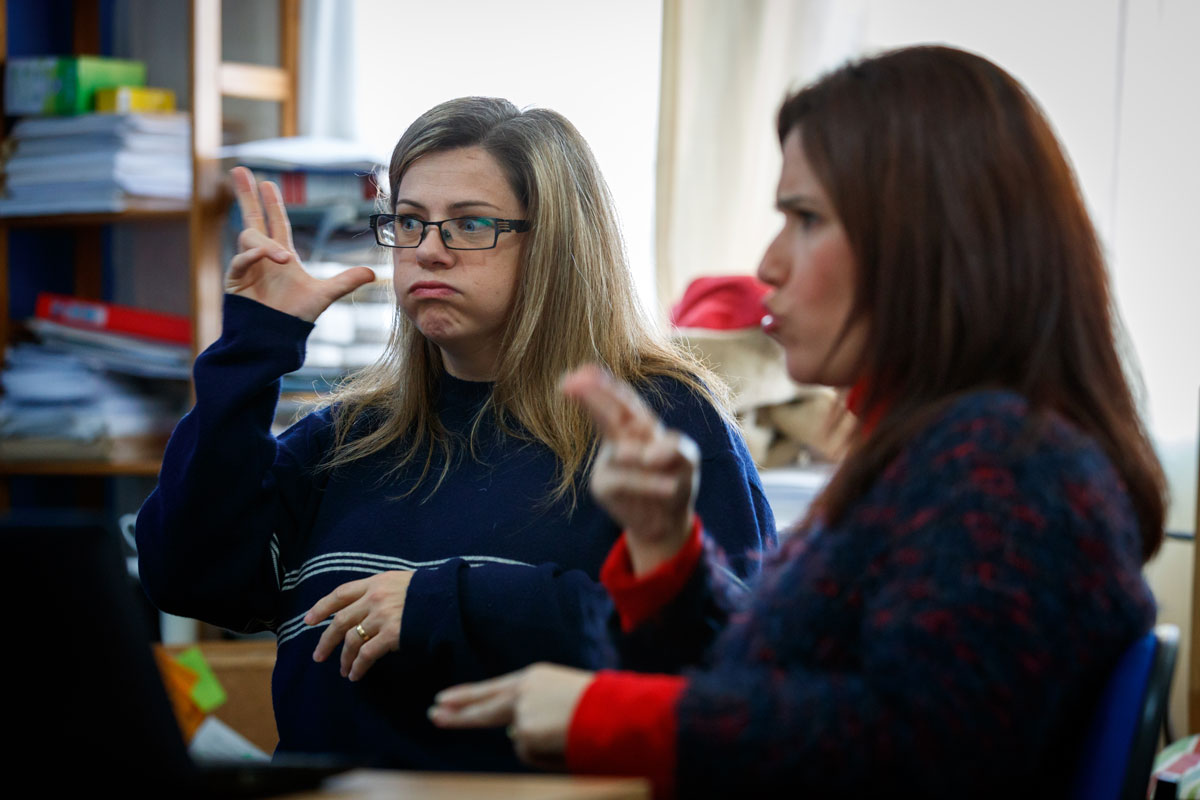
[
  {"x1": 298, "y1": 0, "x2": 359, "y2": 138},
  {"x1": 655, "y1": 0, "x2": 865, "y2": 316}
]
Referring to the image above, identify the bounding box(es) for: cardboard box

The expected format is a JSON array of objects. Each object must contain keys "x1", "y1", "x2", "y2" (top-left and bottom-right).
[{"x1": 4, "y1": 56, "x2": 146, "y2": 115}]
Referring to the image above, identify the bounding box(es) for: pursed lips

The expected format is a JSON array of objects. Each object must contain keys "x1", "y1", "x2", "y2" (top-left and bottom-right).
[
  {"x1": 408, "y1": 282, "x2": 459, "y2": 299},
  {"x1": 760, "y1": 300, "x2": 780, "y2": 336}
]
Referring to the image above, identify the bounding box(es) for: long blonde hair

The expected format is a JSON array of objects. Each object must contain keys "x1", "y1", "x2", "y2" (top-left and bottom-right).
[{"x1": 320, "y1": 97, "x2": 727, "y2": 504}]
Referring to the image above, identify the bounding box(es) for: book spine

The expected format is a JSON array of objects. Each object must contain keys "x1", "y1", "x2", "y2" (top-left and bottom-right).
[{"x1": 35, "y1": 292, "x2": 192, "y2": 345}]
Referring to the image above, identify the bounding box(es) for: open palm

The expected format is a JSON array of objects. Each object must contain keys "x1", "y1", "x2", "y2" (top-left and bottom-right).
[{"x1": 227, "y1": 166, "x2": 376, "y2": 322}]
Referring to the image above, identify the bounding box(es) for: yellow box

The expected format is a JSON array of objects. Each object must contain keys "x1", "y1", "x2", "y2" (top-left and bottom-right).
[{"x1": 94, "y1": 86, "x2": 177, "y2": 113}]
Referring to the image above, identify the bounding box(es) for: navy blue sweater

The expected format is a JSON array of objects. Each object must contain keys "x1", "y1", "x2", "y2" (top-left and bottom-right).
[{"x1": 136, "y1": 294, "x2": 774, "y2": 770}]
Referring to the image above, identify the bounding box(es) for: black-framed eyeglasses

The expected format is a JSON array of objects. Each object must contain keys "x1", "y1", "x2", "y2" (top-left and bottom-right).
[{"x1": 369, "y1": 213, "x2": 531, "y2": 250}]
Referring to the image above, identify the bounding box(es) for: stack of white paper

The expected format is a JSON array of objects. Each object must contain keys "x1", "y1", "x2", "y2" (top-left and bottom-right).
[
  {"x1": 0, "y1": 344, "x2": 184, "y2": 460},
  {"x1": 218, "y1": 135, "x2": 385, "y2": 172},
  {"x1": 0, "y1": 112, "x2": 191, "y2": 216}
]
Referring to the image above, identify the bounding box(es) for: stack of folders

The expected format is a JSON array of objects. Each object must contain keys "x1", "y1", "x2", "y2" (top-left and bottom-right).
[
  {"x1": 0, "y1": 344, "x2": 184, "y2": 460},
  {"x1": 25, "y1": 292, "x2": 192, "y2": 379},
  {"x1": 0, "y1": 294, "x2": 190, "y2": 460},
  {"x1": 0, "y1": 112, "x2": 191, "y2": 216}
]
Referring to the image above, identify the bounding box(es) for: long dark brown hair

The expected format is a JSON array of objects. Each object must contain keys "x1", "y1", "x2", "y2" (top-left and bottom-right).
[{"x1": 782, "y1": 46, "x2": 1166, "y2": 560}]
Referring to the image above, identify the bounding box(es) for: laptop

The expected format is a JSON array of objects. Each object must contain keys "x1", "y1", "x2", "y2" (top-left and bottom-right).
[{"x1": 2, "y1": 514, "x2": 347, "y2": 797}]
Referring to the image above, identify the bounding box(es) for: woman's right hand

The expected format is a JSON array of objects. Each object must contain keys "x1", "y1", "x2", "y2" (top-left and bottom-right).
[
  {"x1": 227, "y1": 166, "x2": 376, "y2": 322},
  {"x1": 561, "y1": 364, "x2": 700, "y2": 575},
  {"x1": 429, "y1": 663, "x2": 595, "y2": 770}
]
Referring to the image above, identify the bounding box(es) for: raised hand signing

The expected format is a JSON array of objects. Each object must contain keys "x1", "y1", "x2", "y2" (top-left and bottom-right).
[
  {"x1": 560, "y1": 364, "x2": 701, "y2": 574},
  {"x1": 303, "y1": 571, "x2": 415, "y2": 682},
  {"x1": 227, "y1": 166, "x2": 376, "y2": 322}
]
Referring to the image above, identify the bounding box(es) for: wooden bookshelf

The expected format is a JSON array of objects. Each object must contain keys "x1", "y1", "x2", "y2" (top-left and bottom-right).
[
  {"x1": 0, "y1": 0, "x2": 298, "y2": 484},
  {"x1": 0, "y1": 204, "x2": 192, "y2": 228},
  {"x1": 0, "y1": 435, "x2": 169, "y2": 476}
]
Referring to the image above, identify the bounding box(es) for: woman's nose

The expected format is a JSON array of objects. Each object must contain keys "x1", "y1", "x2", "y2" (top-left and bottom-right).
[
  {"x1": 415, "y1": 223, "x2": 453, "y2": 267},
  {"x1": 757, "y1": 232, "x2": 786, "y2": 287}
]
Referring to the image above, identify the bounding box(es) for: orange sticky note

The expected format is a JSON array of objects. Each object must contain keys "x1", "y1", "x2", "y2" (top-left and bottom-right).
[{"x1": 153, "y1": 645, "x2": 206, "y2": 742}]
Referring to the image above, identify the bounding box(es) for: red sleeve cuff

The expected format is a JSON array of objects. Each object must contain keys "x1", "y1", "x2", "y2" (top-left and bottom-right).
[
  {"x1": 600, "y1": 516, "x2": 705, "y2": 633},
  {"x1": 567, "y1": 670, "x2": 687, "y2": 800}
]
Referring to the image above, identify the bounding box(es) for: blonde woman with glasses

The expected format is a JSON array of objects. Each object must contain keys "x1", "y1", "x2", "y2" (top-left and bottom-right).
[{"x1": 136, "y1": 97, "x2": 774, "y2": 770}]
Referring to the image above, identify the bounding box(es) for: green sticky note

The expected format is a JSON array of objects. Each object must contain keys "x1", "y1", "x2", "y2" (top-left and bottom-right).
[{"x1": 175, "y1": 647, "x2": 227, "y2": 712}]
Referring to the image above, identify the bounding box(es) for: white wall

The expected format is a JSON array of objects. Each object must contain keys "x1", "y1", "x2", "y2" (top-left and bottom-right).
[
  {"x1": 350, "y1": 0, "x2": 663, "y2": 316},
  {"x1": 1112, "y1": 0, "x2": 1200, "y2": 535},
  {"x1": 863, "y1": 0, "x2": 1124, "y2": 237},
  {"x1": 1113, "y1": 0, "x2": 1200, "y2": 734}
]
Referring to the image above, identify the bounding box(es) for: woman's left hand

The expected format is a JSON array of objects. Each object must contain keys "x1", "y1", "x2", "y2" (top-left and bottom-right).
[
  {"x1": 304, "y1": 570, "x2": 414, "y2": 681},
  {"x1": 429, "y1": 663, "x2": 596, "y2": 770}
]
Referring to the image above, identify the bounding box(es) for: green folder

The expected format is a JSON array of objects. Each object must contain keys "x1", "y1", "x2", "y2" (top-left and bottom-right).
[{"x1": 5, "y1": 56, "x2": 147, "y2": 115}]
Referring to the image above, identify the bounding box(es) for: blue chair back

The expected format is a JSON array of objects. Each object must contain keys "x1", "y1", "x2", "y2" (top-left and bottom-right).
[{"x1": 1071, "y1": 624, "x2": 1179, "y2": 800}]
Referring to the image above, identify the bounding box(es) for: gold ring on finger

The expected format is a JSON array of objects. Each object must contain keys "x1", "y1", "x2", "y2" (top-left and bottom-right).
[{"x1": 355, "y1": 623, "x2": 372, "y2": 642}]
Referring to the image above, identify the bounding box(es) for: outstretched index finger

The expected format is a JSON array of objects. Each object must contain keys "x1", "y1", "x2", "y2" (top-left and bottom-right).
[
  {"x1": 561, "y1": 364, "x2": 660, "y2": 441},
  {"x1": 230, "y1": 166, "x2": 268, "y2": 237}
]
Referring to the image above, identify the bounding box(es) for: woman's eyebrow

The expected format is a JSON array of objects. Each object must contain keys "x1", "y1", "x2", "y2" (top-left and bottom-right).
[
  {"x1": 447, "y1": 200, "x2": 502, "y2": 213},
  {"x1": 776, "y1": 194, "x2": 819, "y2": 212},
  {"x1": 393, "y1": 199, "x2": 503, "y2": 214}
]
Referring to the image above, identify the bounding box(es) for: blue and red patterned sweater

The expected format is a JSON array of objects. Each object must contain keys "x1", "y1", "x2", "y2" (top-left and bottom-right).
[{"x1": 568, "y1": 390, "x2": 1156, "y2": 798}]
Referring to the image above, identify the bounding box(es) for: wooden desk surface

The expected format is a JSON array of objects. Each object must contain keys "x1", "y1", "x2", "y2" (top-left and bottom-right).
[{"x1": 282, "y1": 769, "x2": 650, "y2": 799}]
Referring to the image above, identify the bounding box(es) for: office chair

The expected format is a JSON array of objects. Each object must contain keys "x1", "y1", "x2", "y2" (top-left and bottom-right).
[{"x1": 1071, "y1": 624, "x2": 1180, "y2": 800}]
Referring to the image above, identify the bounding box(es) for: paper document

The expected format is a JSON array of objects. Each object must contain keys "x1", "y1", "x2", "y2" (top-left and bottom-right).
[
  {"x1": 10, "y1": 111, "x2": 189, "y2": 139},
  {"x1": 189, "y1": 717, "x2": 270, "y2": 763},
  {"x1": 219, "y1": 135, "x2": 386, "y2": 171}
]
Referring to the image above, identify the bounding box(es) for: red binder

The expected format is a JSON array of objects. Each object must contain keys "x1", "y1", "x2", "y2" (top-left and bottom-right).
[{"x1": 35, "y1": 292, "x2": 192, "y2": 345}]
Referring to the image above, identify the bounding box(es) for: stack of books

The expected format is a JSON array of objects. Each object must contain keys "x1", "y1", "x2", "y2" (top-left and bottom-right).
[
  {"x1": 0, "y1": 112, "x2": 191, "y2": 216},
  {"x1": 0, "y1": 293, "x2": 191, "y2": 461}
]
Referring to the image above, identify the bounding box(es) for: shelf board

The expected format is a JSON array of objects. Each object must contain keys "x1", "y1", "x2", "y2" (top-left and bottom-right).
[
  {"x1": 0, "y1": 436, "x2": 167, "y2": 477},
  {"x1": 0, "y1": 202, "x2": 192, "y2": 228}
]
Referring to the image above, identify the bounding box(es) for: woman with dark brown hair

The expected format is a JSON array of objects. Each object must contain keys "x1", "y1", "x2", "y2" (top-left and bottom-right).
[{"x1": 428, "y1": 45, "x2": 1167, "y2": 797}]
